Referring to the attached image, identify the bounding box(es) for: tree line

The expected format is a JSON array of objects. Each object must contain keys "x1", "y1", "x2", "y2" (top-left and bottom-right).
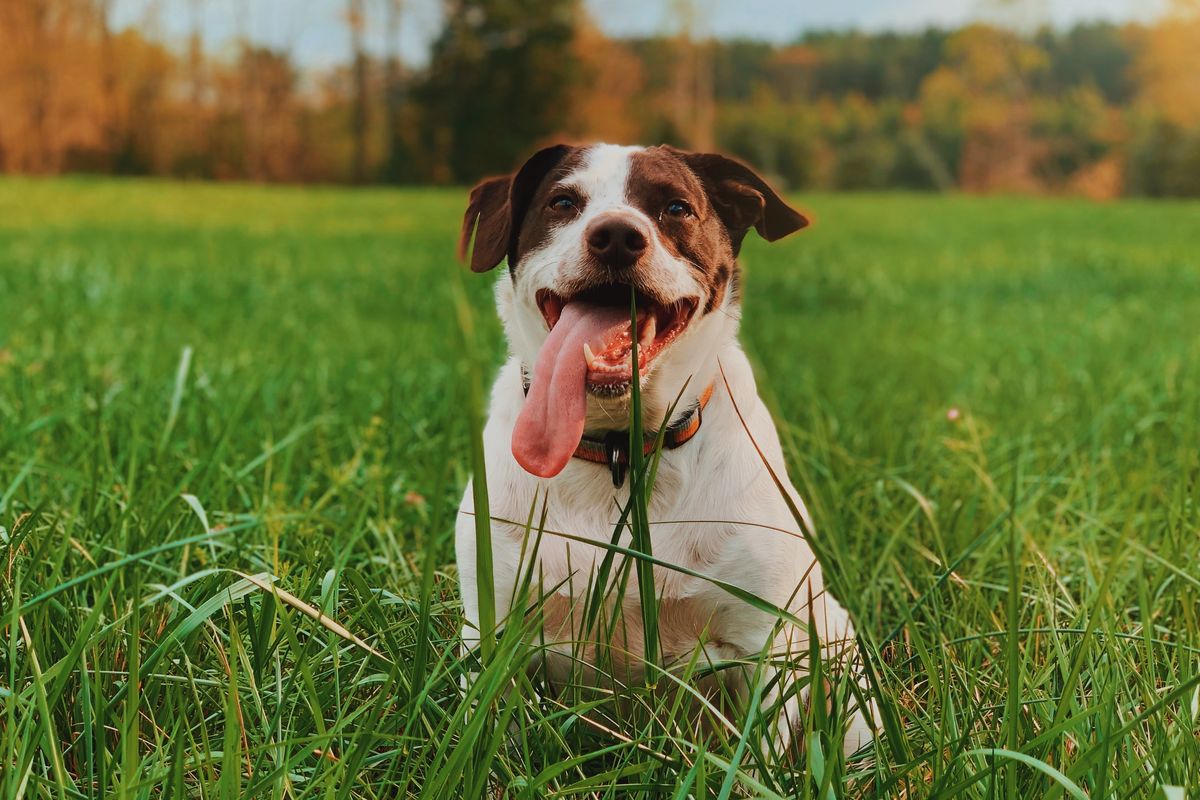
[{"x1": 2, "y1": 0, "x2": 1198, "y2": 196}]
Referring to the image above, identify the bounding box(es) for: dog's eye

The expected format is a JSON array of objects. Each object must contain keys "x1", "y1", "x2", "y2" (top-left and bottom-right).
[
  {"x1": 664, "y1": 199, "x2": 692, "y2": 218},
  {"x1": 549, "y1": 195, "x2": 577, "y2": 212}
]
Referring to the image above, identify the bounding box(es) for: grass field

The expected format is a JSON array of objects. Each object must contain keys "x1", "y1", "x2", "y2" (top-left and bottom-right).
[{"x1": 1, "y1": 177, "x2": 1198, "y2": 798}]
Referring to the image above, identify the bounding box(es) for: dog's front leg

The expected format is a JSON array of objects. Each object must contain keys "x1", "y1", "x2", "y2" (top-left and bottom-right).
[
  {"x1": 455, "y1": 484, "x2": 483, "y2": 652},
  {"x1": 762, "y1": 611, "x2": 878, "y2": 762},
  {"x1": 455, "y1": 487, "x2": 550, "y2": 710}
]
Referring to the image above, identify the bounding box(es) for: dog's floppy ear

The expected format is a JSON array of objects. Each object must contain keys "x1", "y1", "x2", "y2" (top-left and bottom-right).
[
  {"x1": 459, "y1": 176, "x2": 512, "y2": 273},
  {"x1": 676, "y1": 149, "x2": 809, "y2": 252},
  {"x1": 459, "y1": 144, "x2": 574, "y2": 273}
]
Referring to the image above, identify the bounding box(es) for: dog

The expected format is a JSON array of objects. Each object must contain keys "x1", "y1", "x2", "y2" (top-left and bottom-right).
[{"x1": 455, "y1": 143, "x2": 876, "y2": 757}]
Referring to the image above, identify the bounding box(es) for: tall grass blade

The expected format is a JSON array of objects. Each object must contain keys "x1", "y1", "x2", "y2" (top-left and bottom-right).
[
  {"x1": 454, "y1": 279, "x2": 495, "y2": 663},
  {"x1": 628, "y1": 289, "x2": 658, "y2": 681},
  {"x1": 158, "y1": 344, "x2": 193, "y2": 452},
  {"x1": 1004, "y1": 446, "x2": 1023, "y2": 800},
  {"x1": 962, "y1": 749, "x2": 1088, "y2": 800}
]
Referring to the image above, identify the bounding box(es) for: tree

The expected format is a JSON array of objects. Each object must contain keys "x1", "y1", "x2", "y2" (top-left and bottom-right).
[
  {"x1": 0, "y1": 0, "x2": 107, "y2": 172},
  {"x1": 919, "y1": 24, "x2": 1049, "y2": 192},
  {"x1": 347, "y1": 0, "x2": 369, "y2": 183},
  {"x1": 417, "y1": 0, "x2": 582, "y2": 182},
  {"x1": 667, "y1": 0, "x2": 714, "y2": 151},
  {"x1": 1037, "y1": 22, "x2": 1133, "y2": 103},
  {"x1": 568, "y1": 18, "x2": 644, "y2": 145},
  {"x1": 1133, "y1": 0, "x2": 1200, "y2": 128},
  {"x1": 381, "y1": 0, "x2": 409, "y2": 182}
]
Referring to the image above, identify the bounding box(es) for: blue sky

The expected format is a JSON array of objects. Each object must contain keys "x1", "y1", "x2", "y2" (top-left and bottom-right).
[{"x1": 111, "y1": 0, "x2": 1166, "y2": 69}]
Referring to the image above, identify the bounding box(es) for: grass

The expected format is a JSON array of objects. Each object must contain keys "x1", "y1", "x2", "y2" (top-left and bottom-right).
[{"x1": 1, "y1": 176, "x2": 1198, "y2": 798}]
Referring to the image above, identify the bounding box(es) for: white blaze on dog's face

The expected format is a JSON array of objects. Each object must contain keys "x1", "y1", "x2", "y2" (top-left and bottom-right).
[{"x1": 460, "y1": 143, "x2": 808, "y2": 479}]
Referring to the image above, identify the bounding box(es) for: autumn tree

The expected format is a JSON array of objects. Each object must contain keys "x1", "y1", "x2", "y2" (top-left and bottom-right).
[
  {"x1": 1126, "y1": 0, "x2": 1200, "y2": 195},
  {"x1": 0, "y1": 0, "x2": 106, "y2": 172},
  {"x1": 347, "y1": 0, "x2": 369, "y2": 183},
  {"x1": 567, "y1": 18, "x2": 644, "y2": 145},
  {"x1": 919, "y1": 24, "x2": 1048, "y2": 192},
  {"x1": 382, "y1": 0, "x2": 412, "y2": 182},
  {"x1": 667, "y1": 0, "x2": 714, "y2": 151},
  {"x1": 1, "y1": 3, "x2": 1198, "y2": 196},
  {"x1": 1133, "y1": 0, "x2": 1200, "y2": 128}
]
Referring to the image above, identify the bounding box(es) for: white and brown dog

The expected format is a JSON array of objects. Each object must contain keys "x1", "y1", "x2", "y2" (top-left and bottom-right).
[{"x1": 455, "y1": 143, "x2": 875, "y2": 756}]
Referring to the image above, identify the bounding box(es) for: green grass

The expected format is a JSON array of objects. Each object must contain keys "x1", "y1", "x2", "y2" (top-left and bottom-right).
[{"x1": 1, "y1": 176, "x2": 1198, "y2": 798}]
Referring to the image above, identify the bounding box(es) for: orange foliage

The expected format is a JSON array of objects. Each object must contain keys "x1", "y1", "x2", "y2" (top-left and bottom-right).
[
  {"x1": 0, "y1": 2, "x2": 1196, "y2": 195},
  {"x1": 0, "y1": 0, "x2": 107, "y2": 172},
  {"x1": 1133, "y1": 0, "x2": 1200, "y2": 127},
  {"x1": 569, "y1": 19, "x2": 645, "y2": 144},
  {"x1": 920, "y1": 25, "x2": 1049, "y2": 193},
  {"x1": 1066, "y1": 154, "x2": 1124, "y2": 200}
]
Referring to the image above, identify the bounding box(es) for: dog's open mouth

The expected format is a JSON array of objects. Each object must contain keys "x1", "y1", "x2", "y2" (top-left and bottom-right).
[
  {"x1": 536, "y1": 285, "x2": 698, "y2": 394},
  {"x1": 510, "y1": 284, "x2": 699, "y2": 479}
]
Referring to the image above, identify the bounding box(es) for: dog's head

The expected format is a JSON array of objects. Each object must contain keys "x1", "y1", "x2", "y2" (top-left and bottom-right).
[{"x1": 460, "y1": 143, "x2": 808, "y2": 478}]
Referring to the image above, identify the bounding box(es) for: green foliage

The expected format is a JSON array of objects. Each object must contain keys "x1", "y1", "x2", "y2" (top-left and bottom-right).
[
  {"x1": 1125, "y1": 117, "x2": 1200, "y2": 196},
  {"x1": 788, "y1": 28, "x2": 951, "y2": 101},
  {"x1": 1035, "y1": 22, "x2": 1135, "y2": 103},
  {"x1": 417, "y1": 0, "x2": 583, "y2": 181},
  {"x1": 1, "y1": 179, "x2": 1198, "y2": 796}
]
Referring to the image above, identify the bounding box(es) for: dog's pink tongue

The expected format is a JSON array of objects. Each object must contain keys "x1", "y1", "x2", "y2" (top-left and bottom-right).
[{"x1": 512, "y1": 302, "x2": 629, "y2": 478}]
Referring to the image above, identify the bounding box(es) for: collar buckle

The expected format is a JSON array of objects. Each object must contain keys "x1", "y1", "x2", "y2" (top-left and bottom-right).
[
  {"x1": 603, "y1": 431, "x2": 629, "y2": 488},
  {"x1": 518, "y1": 373, "x2": 715, "y2": 484}
]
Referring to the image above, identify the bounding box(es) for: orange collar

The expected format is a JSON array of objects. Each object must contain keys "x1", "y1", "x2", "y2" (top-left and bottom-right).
[{"x1": 521, "y1": 379, "x2": 715, "y2": 487}]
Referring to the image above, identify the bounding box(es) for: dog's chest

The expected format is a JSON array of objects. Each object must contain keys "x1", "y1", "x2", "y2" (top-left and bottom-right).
[
  {"x1": 490, "y1": 454, "x2": 780, "y2": 670},
  {"x1": 496, "y1": 456, "x2": 738, "y2": 590}
]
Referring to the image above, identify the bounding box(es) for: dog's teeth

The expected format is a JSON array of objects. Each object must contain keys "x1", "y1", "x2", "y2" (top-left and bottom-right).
[
  {"x1": 582, "y1": 342, "x2": 596, "y2": 369},
  {"x1": 639, "y1": 316, "x2": 657, "y2": 349}
]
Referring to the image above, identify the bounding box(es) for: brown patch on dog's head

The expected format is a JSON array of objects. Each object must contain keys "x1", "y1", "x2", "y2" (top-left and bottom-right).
[
  {"x1": 674, "y1": 148, "x2": 809, "y2": 249},
  {"x1": 459, "y1": 144, "x2": 584, "y2": 273},
  {"x1": 625, "y1": 146, "x2": 807, "y2": 313}
]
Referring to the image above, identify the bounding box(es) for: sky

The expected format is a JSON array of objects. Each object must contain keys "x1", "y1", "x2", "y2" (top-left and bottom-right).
[{"x1": 110, "y1": 0, "x2": 1168, "y2": 69}]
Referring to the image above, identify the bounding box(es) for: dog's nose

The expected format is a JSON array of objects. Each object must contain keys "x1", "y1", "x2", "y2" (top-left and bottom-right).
[{"x1": 585, "y1": 214, "x2": 649, "y2": 270}]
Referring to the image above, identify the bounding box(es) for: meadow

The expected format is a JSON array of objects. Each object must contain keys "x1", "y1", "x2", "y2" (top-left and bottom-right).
[{"x1": 1, "y1": 177, "x2": 1197, "y2": 798}]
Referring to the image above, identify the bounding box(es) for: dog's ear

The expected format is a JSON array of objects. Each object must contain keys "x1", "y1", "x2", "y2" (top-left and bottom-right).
[
  {"x1": 459, "y1": 175, "x2": 511, "y2": 272},
  {"x1": 459, "y1": 144, "x2": 574, "y2": 272},
  {"x1": 675, "y1": 149, "x2": 809, "y2": 252}
]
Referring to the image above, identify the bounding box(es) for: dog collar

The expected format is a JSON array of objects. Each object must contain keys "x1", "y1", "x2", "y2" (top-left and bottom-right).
[{"x1": 520, "y1": 377, "x2": 714, "y2": 488}]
